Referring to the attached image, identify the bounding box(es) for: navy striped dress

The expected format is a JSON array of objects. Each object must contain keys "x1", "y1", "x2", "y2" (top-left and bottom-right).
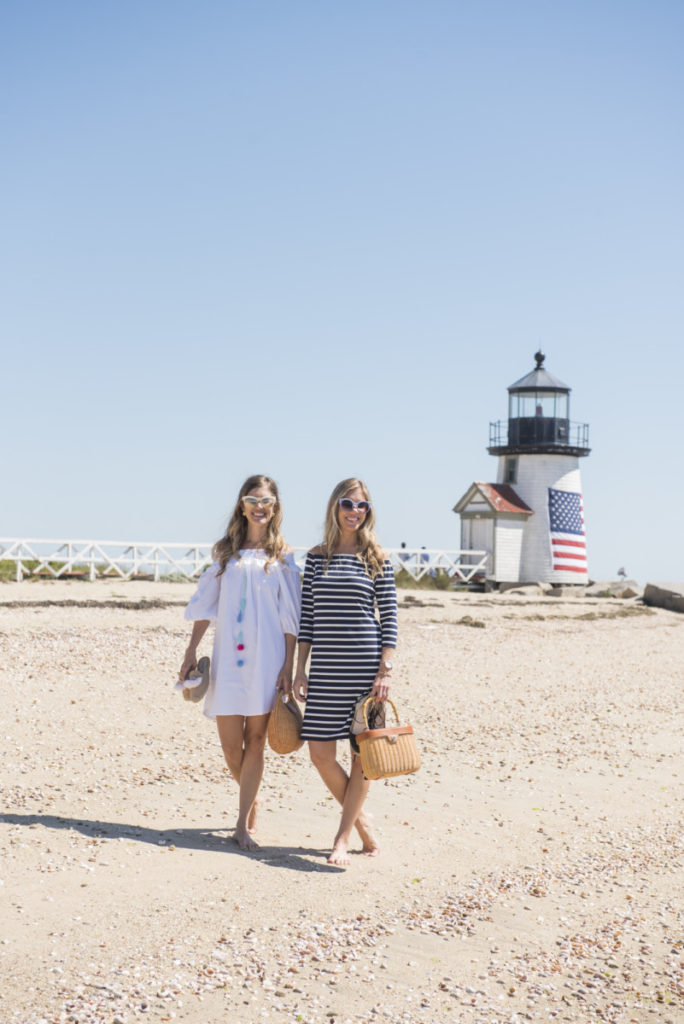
[{"x1": 298, "y1": 552, "x2": 398, "y2": 741}]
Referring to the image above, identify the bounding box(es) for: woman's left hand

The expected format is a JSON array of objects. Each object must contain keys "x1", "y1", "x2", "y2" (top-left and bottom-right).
[
  {"x1": 276, "y1": 665, "x2": 293, "y2": 696},
  {"x1": 370, "y1": 672, "x2": 391, "y2": 701}
]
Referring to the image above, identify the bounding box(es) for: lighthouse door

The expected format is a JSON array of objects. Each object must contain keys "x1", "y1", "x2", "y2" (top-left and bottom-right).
[
  {"x1": 469, "y1": 517, "x2": 492, "y2": 552},
  {"x1": 465, "y1": 516, "x2": 493, "y2": 577}
]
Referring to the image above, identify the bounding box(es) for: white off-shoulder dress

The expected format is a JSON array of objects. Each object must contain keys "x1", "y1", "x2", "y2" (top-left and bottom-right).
[{"x1": 184, "y1": 550, "x2": 301, "y2": 720}]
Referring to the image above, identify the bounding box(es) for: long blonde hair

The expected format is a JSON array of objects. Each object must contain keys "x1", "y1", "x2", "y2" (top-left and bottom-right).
[
  {"x1": 213, "y1": 475, "x2": 286, "y2": 575},
  {"x1": 322, "y1": 478, "x2": 384, "y2": 578}
]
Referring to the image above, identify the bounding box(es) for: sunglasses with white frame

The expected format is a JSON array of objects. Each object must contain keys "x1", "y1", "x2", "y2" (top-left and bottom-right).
[
  {"x1": 242, "y1": 495, "x2": 277, "y2": 507},
  {"x1": 338, "y1": 497, "x2": 371, "y2": 513}
]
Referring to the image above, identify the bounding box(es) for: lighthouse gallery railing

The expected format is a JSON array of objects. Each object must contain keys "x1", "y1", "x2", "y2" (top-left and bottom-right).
[{"x1": 489, "y1": 419, "x2": 590, "y2": 448}]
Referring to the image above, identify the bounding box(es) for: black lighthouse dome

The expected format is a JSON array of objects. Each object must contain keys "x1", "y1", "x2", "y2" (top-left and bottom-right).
[{"x1": 488, "y1": 351, "x2": 590, "y2": 457}]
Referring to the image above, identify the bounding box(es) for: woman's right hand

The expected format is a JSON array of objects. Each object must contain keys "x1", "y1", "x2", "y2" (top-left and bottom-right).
[
  {"x1": 293, "y1": 672, "x2": 308, "y2": 702},
  {"x1": 178, "y1": 649, "x2": 198, "y2": 682}
]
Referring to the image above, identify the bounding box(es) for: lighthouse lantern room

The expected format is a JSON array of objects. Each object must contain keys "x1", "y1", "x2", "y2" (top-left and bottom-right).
[{"x1": 454, "y1": 352, "x2": 591, "y2": 585}]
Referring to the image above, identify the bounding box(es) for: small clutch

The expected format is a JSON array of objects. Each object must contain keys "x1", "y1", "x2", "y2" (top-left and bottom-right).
[{"x1": 349, "y1": 692, "x2": 386, "y2": 753}]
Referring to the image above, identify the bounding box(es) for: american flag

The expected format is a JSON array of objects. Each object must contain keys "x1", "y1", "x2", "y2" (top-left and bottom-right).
[{"x1": 548, "y1": 488, "x2": 588, "y2": 574}]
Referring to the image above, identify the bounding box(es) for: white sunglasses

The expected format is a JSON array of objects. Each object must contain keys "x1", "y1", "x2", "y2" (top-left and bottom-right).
[
  {"x1": 242, "y1": 496, "x2": 276, "y2": 507},
  {"x1": 338, "y1": 498, "x2": 371, "y2": 513}
]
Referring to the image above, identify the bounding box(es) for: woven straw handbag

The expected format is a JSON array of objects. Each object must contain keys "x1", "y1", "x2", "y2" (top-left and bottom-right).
[
  {"x1": 267, "y1": 693, "x2": 304, "y2": 754},
  {"x1": 356, "y1": 696, "x2": 420, "y2": 780}
]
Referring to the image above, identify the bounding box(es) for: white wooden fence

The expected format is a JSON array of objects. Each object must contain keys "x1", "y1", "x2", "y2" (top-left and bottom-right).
[{"x1": 0, "y1": 538, "x2": 489, "y2": 584}]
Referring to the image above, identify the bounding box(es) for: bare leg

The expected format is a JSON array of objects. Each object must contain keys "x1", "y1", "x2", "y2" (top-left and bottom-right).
[
  {"x1": 216, "y1": 714, "x2": 269, "y2": 850},
  {"x1": 247, "y1": 795, "x2": 261, "y2": 834},
  {"x1": 235, "y1": 716, "x2": 268, "y2": 847},
  {"x1": 328, "y1": 755, "x2": 372, "y2": 865},
  {"x1": 308, "y1": 741, "x2": 379, "y2": 858},
  {"x1": 217, "y1": 715, "x2": 246, "y2": 782}
]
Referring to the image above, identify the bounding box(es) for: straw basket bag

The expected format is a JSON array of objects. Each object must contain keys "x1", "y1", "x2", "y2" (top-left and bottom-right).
[
  {"x1": 356, "y1": 697, "x2": 420, "y2": 780},
  {"x1": 267, "y1": 693, "x2": 304, "y2": 754}
]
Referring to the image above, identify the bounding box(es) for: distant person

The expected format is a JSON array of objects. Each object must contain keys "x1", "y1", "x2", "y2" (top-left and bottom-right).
[
  {"x1": 178, "y1": 475, "x2": 301, "y2": 850},
  {"x1": 399, "y1": 540, "x2": 410, "y2": 563},
  {"x1": 293, "y1": 478, "x2": 398, "y2": 865}
]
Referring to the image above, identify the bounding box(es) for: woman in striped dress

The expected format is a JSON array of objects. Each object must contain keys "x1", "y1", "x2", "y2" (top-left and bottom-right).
[{"x1": 293, "y1": 478, "x2": 397, "y2": 865}]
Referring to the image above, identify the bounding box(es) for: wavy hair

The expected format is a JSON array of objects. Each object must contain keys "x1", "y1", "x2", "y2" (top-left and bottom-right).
[
  {"x1": 212, "y1": 475, "x2": 286, "y2": 575},
  {"x1": 322, "y1": 478, "x2": 384, "y2": 578}
]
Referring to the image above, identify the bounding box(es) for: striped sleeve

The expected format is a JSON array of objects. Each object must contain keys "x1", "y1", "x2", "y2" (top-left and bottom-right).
[
  {"x1": 297, "y1": 552, "x2": 316, "y2": 643},
  {"x1": 375, "y1": 558, "x2": 398, "y2": 648}
]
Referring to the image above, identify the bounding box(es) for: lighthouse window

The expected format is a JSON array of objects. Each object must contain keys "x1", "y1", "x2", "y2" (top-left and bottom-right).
[
  {"x1": 512, "y1": 393, "x2": 566, "y2": 418},
  {"x1": 505, "y1": 457, "x2": 517, "y2": 483},
  {"x1": 517, "y1": 395, "x2": 537, "y2": 417}
]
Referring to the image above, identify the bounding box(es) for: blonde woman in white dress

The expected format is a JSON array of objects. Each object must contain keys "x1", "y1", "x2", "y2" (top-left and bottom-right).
[{"x1": 179, "y1": 475, "x2": 301, "y2": 850}]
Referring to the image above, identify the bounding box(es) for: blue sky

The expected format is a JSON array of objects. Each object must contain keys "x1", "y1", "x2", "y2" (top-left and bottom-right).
[{"x1": 2, "y1": 1, "x2": 683, "y2": 583}]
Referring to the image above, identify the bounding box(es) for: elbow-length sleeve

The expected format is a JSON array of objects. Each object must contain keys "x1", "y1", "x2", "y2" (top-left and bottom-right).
[
  {"x1": 374, "y1": 558, "x2": 398, "y2": 648},
  {"x1": 184, "y1": 562, "x2": 221, "y2": 621},
  {"x1": 297, "y1": 552, "x2": 315, "y2": 644},
  {"x1": 278, "y1": 553, "x2": 302, "y2": 635}
]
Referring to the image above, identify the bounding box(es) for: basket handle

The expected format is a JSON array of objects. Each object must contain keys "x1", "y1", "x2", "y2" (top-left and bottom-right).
[{"x1": 362, "y1": 696, "x2": 400, "y2": 728}]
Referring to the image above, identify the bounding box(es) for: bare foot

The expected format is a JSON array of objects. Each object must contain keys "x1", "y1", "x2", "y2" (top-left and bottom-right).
[
  {"x1": 234, "y1": 824, "x2": 259, "y2": 851},
  {"x1": 327, "y1": 839, "x2": 350, "y2": 866},
  {"x1": 355, "y1": 812, "x2": 379, "y2": 856},
  {"x1": 247, "y1": 797, "x2": 261, "y2": 834}
]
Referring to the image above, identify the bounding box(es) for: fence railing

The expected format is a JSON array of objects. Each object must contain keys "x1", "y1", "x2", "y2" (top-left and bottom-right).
[
  {"x1": 387, "y1": 548, "x2": 489, "y2": 582},
  {"x1": 0, "y1": 538, "x2": 489, "y2": 584}
]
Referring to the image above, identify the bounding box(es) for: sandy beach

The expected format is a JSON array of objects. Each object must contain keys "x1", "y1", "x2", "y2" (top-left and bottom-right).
[{"x1": 1, "y1": 580, "x2": 682, "y2": 1024}]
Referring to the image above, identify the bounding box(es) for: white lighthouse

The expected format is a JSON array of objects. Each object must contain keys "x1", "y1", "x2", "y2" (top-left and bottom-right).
[{"x1": 454, "y1": 351, "x2": 590, "y2": 584}]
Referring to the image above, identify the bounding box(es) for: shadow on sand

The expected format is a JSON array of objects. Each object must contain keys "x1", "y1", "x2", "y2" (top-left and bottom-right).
[{"x1": 0, "y1": 812, "x2": 345, "y2": 873}]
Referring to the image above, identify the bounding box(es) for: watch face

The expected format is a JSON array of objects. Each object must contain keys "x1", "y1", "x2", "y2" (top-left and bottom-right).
[{"x1": 384, "y1": 660, "x2": 393, "y2": 669}]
